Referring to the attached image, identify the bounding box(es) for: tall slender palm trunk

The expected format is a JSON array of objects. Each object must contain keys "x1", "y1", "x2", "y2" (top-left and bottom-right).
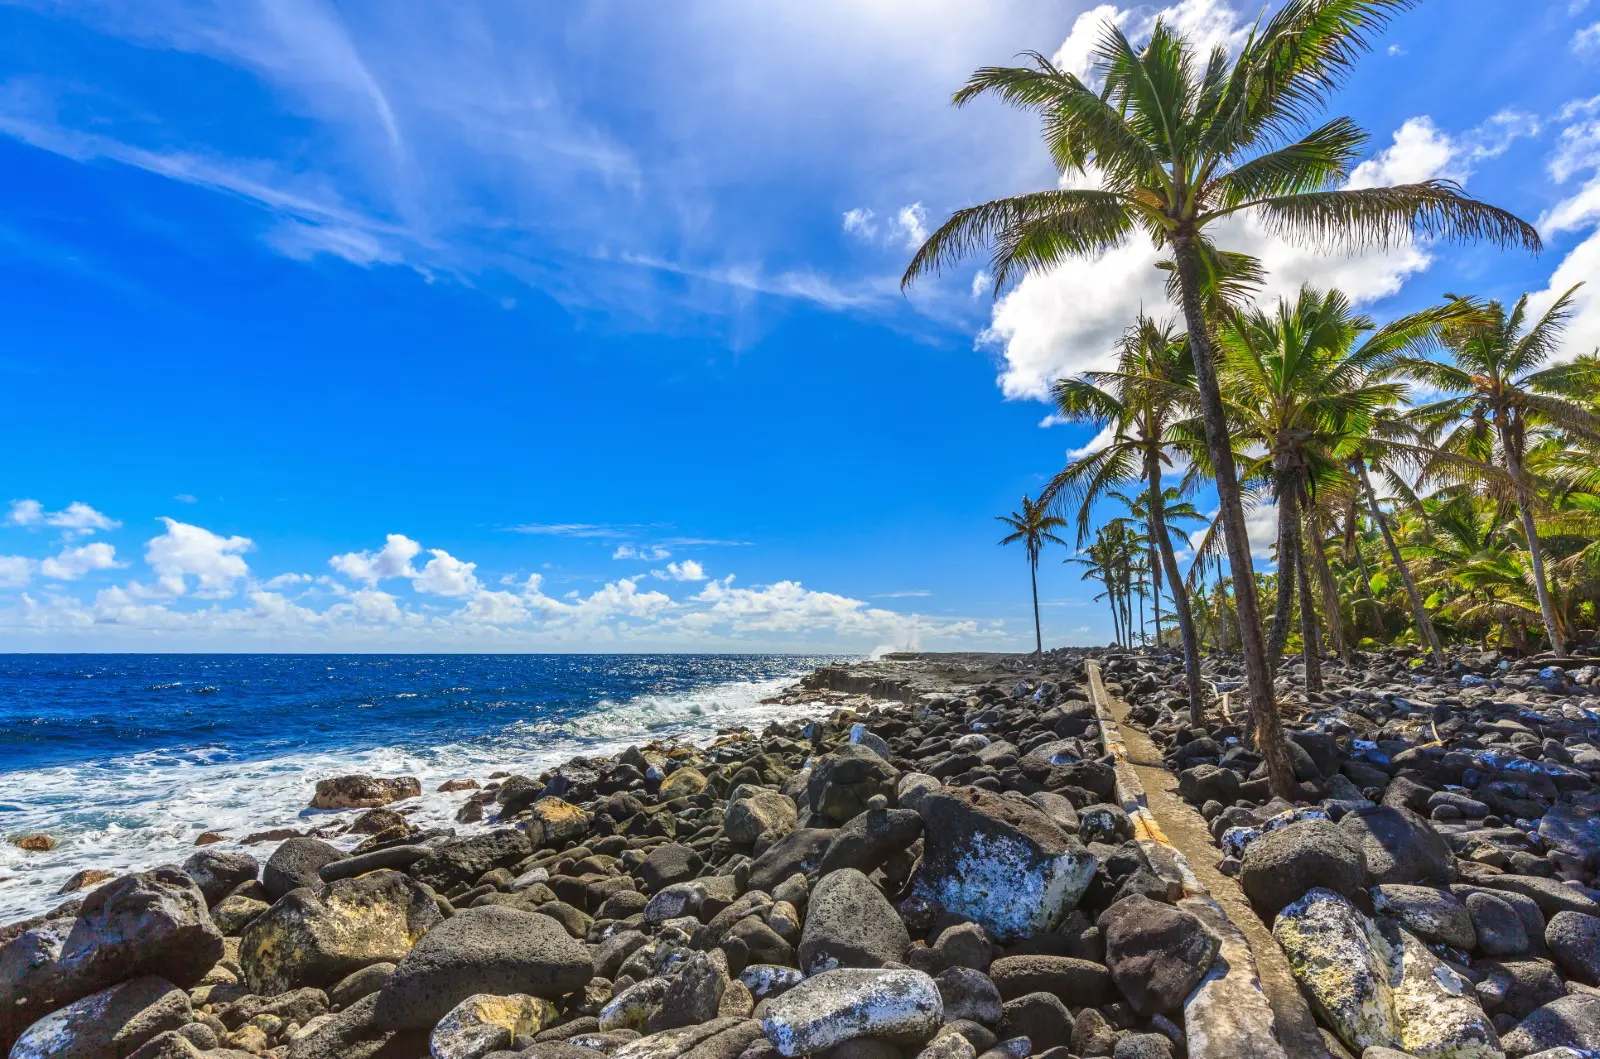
[
  {"x1": 1029, "y1": 558, "x2": 1043, "y2": 658},
  {"x1": 1502, "y1": 437, "x2": 1566, "y2": 655},
  {"x1": 1150, "y1": 542, "x2": 1163, "y2": 648},
  {"x1": 1147, "y1": 452, "x2": 1205, "y2": 725},
  {"x1": 1305, "y1": 504, "x2": 1350, "y2": 665},
  {"x1": 1268, "y1": 483, "x2": 1299, "y2": 668},
  {"x1": 1357, "y1": 461, "x2": 1444, "y2": 669},
  {"x1": 1173, "y1": 233, "x2": 1296, "y2": 800},
  {"x1": 1295, "y1": 502, "x2": 1324, "y2": 693}
]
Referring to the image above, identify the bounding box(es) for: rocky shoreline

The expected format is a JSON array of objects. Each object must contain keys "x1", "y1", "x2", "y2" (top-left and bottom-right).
[{"x1": 11, "y1": 646, "x2": 1600, "y2": 1059}]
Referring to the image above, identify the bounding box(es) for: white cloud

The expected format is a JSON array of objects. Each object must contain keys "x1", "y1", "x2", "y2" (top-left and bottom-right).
[
  {"x1": 145, "y1": 518, "x2": 253, "y2": 597},
  {"x1": 1052, "y1": 0, "x2": 1249, "y2": 83},
  {"x1": 1245, "y1": 502, "x2": 1279, "y2": 561},
  {"x1": 174, "y1": 493, "x2": 198, "y2": 504},
  {"x1": 1387, "y1": 45, "x2": 1406, "y2": 57},
  {"x1": 0, "y1": 556, "x2": 34, "y2": 588},
  {"x1": 842, "y1": 207, "x2": 876, "y2": 237},
  {"x1": 613, "y1": 543, "x2": 671, "y2": 561},
  {"x1": 509, "y1": 523, "x2": 634, "y2": 538},
  {"x1": 891, "y1": 202, "x2": 929, "y2": 250},
  {"x1": 411, "y1": 549, "x2": 479, "y2": 597},
  {"x1": 873, "y1": 589, "x2": 931, "y2": 598},
  {"x1": 1064, "y1": 422, "x2": 1119, "y2": 460},
  {"x1": 655, "y1": 559, "x2": 706, "y2": 582},
  {"x1": 345, "y1": 588, "x2": 405, "y2": 624},
  {"x1": 971, "y1": 271, "x2": 991, "y2": 298},
  {"x1": 330, "y1": 533, "x2": 422, "y2": 583},
  {"x1": 39, "y1": 542, "x2": 121, "y2": 580},
  {"x1": 1530, "y1": 97, "x2": 1600, "y2": 363},
  {"x1": 1575, "y1": 21, "x2": 1600, "y2": 53},
  {"x1": 6, "y1": 499, "x2": 120, "y2": 537}
]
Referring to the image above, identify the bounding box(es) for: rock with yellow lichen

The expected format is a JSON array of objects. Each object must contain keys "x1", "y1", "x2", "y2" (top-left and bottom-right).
[
  {"x1": 523, "y1": 796, "x2": 593, "y2": 850},
  {"x1": 428, "y1": 993, "x2": 557, "y2": 1059},
  {"x1": 1275, "y1": 887, "x2": 1503, "y2": 1059},
  {"x1": 239, "y1": 868, "x2": 441, "y2": 995}
]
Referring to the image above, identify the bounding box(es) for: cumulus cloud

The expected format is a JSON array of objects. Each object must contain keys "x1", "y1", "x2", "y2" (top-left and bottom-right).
[
  {"x1": 1531, "y1": 96, "x2": 1600, "y2": 363},
  {"x1": 0, "y1": 556, "x2": 33, "y2": 588},
  {"x1": 145, "y1": 518, "x2": 252, "y2": 596},
  {"x1": 330, "y1": 534, "x2": 422, "y2": 583},
  {"x1": 6, "y1": 499, "x2": 120, "y2": 537},
  {"x1": 891, "y1": 203, "x2": 929, "y2": 250},
  {"x1": 842, "y1": 208, "x2": 876, "y2": 237},
  {"x1": 411, "y1": 549, "x2": 479, "y2": 597},
  {"x1": 39, "y1": 542, "x2": 121, "y2": 580},
  {"x1": 654, "y1": 559, "x2": 706, "y2": 582}
]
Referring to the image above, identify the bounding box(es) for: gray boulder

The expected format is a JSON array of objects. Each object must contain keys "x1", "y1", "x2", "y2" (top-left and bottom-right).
[
  {"x1": 747, "y1": 829, "x2": 836, "y2": 893},
  {"x1": 909, "y1": 787, "x2": 1098, "y2": 943},
  {"x1": 409, "y1": 829, "x2": 534, "y2": 893},
  {"x1": 1338, "y1": 807, "x2": 1454, "y2": 886},
  {"x1": 725, "y1": 790, "x2": 799, "y2": 845},
  {"x1": 932, "y1": 966, "x2": 1001, "y2": 1025},
  {"x1": 798, "y1": 868, "x2": 910, "y2": 974},
  {"x1": 1100, "y1": 895, "x2": 1218, "y2": 1016},
  {"x1": 239, "y1": 869, "x2": 442, "y2": 994},
  {"x1": 1501, "y1": 993, "x2": 1600, "y2": 1057},
  {"x1": 760, "y1": 969, "x2": 942, "y2": 1057},
  {"x1": 819, "y1": 810, "x2": 923, "y2": 876},
  {"x1": 264, "y1": 838, "x2": 346, "y2": 903},
  {"x1": 1546, "y1": 911, "x2": 1600, "y2": 984},
  {"x1": 371, "y1": 907, "x2": 594, "y2": 1031},
  {"x1": 9, "y1": 976, "x2": 190, "y2": 1059},
  {"x1": 181, "y1": 849, "x2": 259, "y2": 906},
  {"x1": 1371, "y1": 885, "x2": 1475, "y2": 951},
  {"x1": 807, "y1": 746, "x2": 900, "y2": 825},
  {"x1": 1466, "y1": 892, "x2": 1530, "y2": 957},
  {"x1": 1240, "y1": 818, "x2": 1366, "y2": 915}
]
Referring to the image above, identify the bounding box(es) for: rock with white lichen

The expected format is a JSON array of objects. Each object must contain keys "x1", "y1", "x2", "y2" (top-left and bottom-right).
[
  {"x1": 427, "y1": 993, "x2": 557, "y2": 1059},
  {"x1": 908, "y1": 787, "x2": 1098, "y2": 943},
  {"x1": 760, "y1": 968, "x2": 943, "y2": 1057}
]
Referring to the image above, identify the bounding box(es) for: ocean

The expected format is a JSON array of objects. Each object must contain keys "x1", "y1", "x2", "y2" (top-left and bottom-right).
[{"x1": 0, "y1": 653, "x2": 844, "y2": 922}]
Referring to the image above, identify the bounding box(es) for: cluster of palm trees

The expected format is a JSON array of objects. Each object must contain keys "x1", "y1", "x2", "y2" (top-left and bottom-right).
[{"x1": 908, "y1": 0, "x2": 1597, "y2": 799}]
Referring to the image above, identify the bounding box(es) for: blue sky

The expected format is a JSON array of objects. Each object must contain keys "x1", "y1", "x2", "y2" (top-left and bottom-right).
[{"x1": 1, "y1": 0, "x2": 1597, "y2": 652}]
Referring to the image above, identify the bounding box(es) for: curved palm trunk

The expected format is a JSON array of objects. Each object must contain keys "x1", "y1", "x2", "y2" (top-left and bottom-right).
[
  {"x1": 1267, "y1": 482, "x2": 1299, "y2": 667},
  {"x1": 1150, "y1": 542, "x2": 1163, "y2": 648},
  {"x1": 1306, "y1": 504, "x2": 1350, "y2": 665},
  {"x1": 1147, "y1": 452, "x2": 1205, "y2": 725},
  {"x1": 1173, "y1": 233, "x2": 1296, "y2": 800},
  {"x1": 1357, "y1": 461, "x2": 1444, "y2": 669},
  {"x1": 1502, "y1": 438, "x2": 1566, "y2": 655},
  {"x1": 1029, "y1": 557, "x2": 1043, "y2": 658}
]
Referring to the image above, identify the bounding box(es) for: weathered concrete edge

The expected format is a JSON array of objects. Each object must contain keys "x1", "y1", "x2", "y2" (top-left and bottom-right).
[{"x1": 1085, "y1": 660, "x2": 1289, "y2": 1059}]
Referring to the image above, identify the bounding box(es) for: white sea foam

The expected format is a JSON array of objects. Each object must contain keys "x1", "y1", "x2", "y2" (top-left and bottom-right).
[{"x1": 0, "y1": 673, "x2": 810, "y2": 922}]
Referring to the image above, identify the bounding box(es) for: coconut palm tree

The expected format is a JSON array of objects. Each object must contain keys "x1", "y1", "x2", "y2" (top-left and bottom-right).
[
  {"x1": 998, "y1": 494, "x2": 1069, "y2": 657},
  {"x1": 1405, "y1": 286, "x2": 1600, "y2": 655},
  {"x1": 1046, "y1": 316, "x2": 1208, "y2": 721},
  {"x1": 902, "y1": 2, "x2": 1539, "y2": 798}
]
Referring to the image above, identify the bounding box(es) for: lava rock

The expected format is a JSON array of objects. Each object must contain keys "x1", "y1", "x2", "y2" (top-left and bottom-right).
[
  {"x1": 1100, "y1": 895, "x2": 1218, "y2": 1016},
  {"x1": 310, "y1": 775, "x2": 421, "y2": 810},
  {"x1": 798, "y1": 868, "x2": 911, "y2": 974},
  {"x1": 9, "y1": 976, "x2": 190, "y2": 1059},
  {"x1": 180, "y1": 849, "x2": 259, "y2": 906},
  {"x1": 1337, "y1": 807, "x2": 1454, "y2": 887},
  {"x1": 1239, "y1": 819, "x2": 1366, "y2": 915},
  {"x1": 760, "y1": 969, "x2": 942, "y2": 1057},
  {"x1": 264, "y1": 838, "x2": 346, "y2": 903}
]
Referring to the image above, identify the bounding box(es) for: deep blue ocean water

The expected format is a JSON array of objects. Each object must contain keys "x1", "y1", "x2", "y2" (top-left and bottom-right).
[{"x1": 0, "y1": 654, "x2": 842, "y2": 920}]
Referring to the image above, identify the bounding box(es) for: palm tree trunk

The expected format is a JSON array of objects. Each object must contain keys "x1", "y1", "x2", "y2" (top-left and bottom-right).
[
  {"x1": 1148, "y1": 452, "x2": 1205, "y2": 724},
  {"x1": 1295, "y1": 503, "x2": 1324, "y2": 693},
  {"x1": 1358, "y1": 461, "x2": 1445, "y2": 669},
  {"x1": 1137, "y1": 578, "x2": 1146, "y2": 646},
  {"x1": 1503, "y1": 435, "x2": 1566, "y2": 655},
  {"x1": 1150, "y1": 542, "x2": 1163, "y2": 648},
  {"x1": 1172, "y1": 232, "x2": 1295, "y2": 800},
  {"x1": 1030, "y1": 558, "x2": 1042, "y2": 658},
  {"x1": 1268, "y1": 480, "x2": 1299, "y2": 667},
  {"x1": 1306, "y1": 503, "x2": 1350, "y2": 665}
]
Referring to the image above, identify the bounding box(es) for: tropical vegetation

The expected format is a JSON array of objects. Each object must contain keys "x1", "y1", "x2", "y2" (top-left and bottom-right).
[{"x1": 930, "y1": 0, "x2": 1586, "y2": 799}]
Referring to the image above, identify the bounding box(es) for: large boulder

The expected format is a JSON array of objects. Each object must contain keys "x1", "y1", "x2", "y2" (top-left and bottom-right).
[
  {"x1": 409, "y1": 829, "x2": 533, "y2": 893},
  {"x1": 1337, "y1": 807, "x2": 1454, "y2": 887},
  {"x1": 1273, "y1": 887, "x2": 1500, "y2": 1059},
  {"x1": 310, "y1": 775, "x2": 421, "y2": 810},
  {"x1": 1500, "y1": 992, "x2": 1600, "y2": 1057},
  {"x1": 797, "y1": 868, "x2": 910, "y2": 974},
  {"x1": 1372, "y1": 885, "x2": 1475, "y2": 952},
  {"x1": 428, "y1": 993, "x2": 558, "y2": 1059},
  {"x1": 1100, "y1": 894, "x2": 1219, "y2": 1016},
  {"x1": 180, "y1": 849, "x2": 259, "y2": 906},
  {"x1": 725, "y1": 790, "x2": 799, "y2": 845},
  {"x1": 747, "y1": 829, "x2": 836, "y2": 893},
  {"x1": 819, "y1": 809, "x2": 923, "y2": 876},
  {"x1": 9, "y1": 976, "x2": 190, "y2": 1059},
  {"x1": 524, "y1": 798, "x2": 592, "y2": 850},
  {"x1": 987, "y1": 955, "x2": 1109, "y2": 1006},
  {"x1": 760, "y1": 969, "x2": 942, "y2": 1057},
  {"x1": 638, "y1": 843, "x2": 702, "y2": 895},
  {"x1": 264, "y1": 838, "x2": 346, "y2": 903},
  {"x1": 0, "y1": 867, "x2": 222, "y2": 1048},
  {"x1": 611, "y1": 1017, "x2": 764, "y2": 1059},
  {"x1": 239, "y1": 869, "x2": 442, "y2": 994},
  {"x1": 285, "y1": 992, "x2": 429, "y2": 1059},
  {"x1": 807, "y1": 746, "x2": 900, "y2": 824},
  {"x1": 371, "y1": 907, "x2": 593, "y2": 1031},
  {"x1": 1545, "y1": 911, "x2": 1600, "y2": 984},
  {"x1": 909, "y1": 787, "x2": 1098, "y2": 942},
  {"x1": 1239, "y1": 818, "x2": 1366, "y2": 916}
]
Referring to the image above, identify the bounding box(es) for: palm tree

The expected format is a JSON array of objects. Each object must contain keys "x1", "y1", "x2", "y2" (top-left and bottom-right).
[
  {"x1": 1047, "y1": 316, "x2": 1208, "y2": 721},
  {"x1": 902, "y1": 3, "x2": 1539, "y2": 798},
  {"x1": 998, "y1": 494, "x2": 1069, "y2": 657},
  {"x1": 1405, "y1": 287, "x2": 1600, "y2": 655}
]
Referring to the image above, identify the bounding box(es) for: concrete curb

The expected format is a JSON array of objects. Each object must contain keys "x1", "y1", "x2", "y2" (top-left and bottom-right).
[{"x1": 1085, "y1": 660, "x2": 1291, "y2": 1059}]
